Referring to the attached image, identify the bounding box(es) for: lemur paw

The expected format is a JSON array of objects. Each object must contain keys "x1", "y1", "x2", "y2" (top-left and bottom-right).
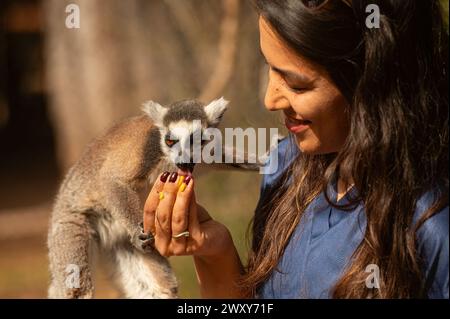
[{"x1": 132, "y1": 222, "x2": 155, "y2": 254}]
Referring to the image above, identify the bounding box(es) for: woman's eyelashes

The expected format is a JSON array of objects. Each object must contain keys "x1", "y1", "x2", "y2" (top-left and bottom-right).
[
  {"x1": 267, "y1": 65, "x2": 308, "y2": 94},
  {"x1": 281, "y1": 73, "x2": 309, "y2": 93},
  {"x1": 281, "y1": 79, "x2": 307, "y2": 93},
  {"x1": 285, "y1": 83, "x2": 307, "y2": 93}
]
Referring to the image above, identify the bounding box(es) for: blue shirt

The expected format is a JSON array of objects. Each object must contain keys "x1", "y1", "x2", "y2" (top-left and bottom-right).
[{"x1": 257, "y1": 137, "x2": 449, "y2": 299}]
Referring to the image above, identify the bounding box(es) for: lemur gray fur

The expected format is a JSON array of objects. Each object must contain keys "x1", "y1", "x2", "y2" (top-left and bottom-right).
[{"x1": 47, "y1": 97, "x2": 261, "y2": 298}]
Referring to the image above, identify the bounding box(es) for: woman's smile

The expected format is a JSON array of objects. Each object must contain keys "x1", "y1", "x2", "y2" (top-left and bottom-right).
[{"x1": 284, "y1": 115, "x2": 311, "y2": 134}]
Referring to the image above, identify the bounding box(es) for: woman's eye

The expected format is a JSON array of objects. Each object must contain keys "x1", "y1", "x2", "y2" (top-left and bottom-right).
[
  {"x1": 165, "y1": 139, "x2": 178, "y2": 147},
  {"x1": 289, "y1": 86, "x2": 306, "y2": 93},
  {"x1": 282, "y1": 81, "x2": 305, "y2": 93}
]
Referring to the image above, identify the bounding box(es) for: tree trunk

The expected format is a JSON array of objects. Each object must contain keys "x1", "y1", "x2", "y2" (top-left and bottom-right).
[{"x1": 43, "y1": 0, "x2": 268, "y2": 172}]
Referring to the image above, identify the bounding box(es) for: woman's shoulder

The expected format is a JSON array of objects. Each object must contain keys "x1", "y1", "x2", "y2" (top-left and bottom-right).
[
  {"x1": 414, "y1": 189, "x2": 448, "y2": 241},
  {"x1": 414, "y1": 188, "x2": 449, "y2": 299}
]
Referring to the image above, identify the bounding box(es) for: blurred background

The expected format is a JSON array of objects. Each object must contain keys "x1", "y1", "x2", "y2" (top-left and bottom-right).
[
  {"x1": 0, "y1": 0, "x2": 284, "y2": 298},
  {"x1": 0, "y1": 0, "x2": 448, "y2": 299}
]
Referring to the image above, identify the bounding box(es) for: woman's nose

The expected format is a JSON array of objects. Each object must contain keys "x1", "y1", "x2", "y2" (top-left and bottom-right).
[{"x1": 264, "y1": 77, "x2": 290, "y2": 111}]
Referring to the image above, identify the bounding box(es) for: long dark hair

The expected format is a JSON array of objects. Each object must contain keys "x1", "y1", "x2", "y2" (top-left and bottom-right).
[{"x1": 242, "y1": 0, "x2": 449, "y2": 298}]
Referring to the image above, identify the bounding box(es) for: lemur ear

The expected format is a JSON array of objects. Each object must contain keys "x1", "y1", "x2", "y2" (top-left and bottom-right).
[
  {"x1": 142, "y1": 100, "x2": 167, "y2": 125},
  {"x1": 204, "y1": 97, "x2": 229, "y2": 126}
]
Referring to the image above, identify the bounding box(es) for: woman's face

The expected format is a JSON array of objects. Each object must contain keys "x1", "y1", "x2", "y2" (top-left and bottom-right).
[{"x1": 259, "y1": 17, "x2": 350, "y2": 155}]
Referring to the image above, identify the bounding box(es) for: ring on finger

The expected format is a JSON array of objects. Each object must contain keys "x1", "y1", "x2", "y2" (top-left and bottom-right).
[{"x1": 172, "y1": 231, "x2": 190, "y2": 239}]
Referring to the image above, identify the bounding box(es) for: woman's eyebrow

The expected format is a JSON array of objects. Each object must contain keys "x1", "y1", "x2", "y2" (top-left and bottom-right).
[
  {"x1": 270, "y1": 65, "x2": 313, "y2": 84},
  {"x1": 259, "y1": 49, "x2": 313, "y2": 83}
]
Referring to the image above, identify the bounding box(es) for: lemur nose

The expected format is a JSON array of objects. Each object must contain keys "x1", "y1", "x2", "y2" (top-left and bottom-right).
[{"x1": 176, "y1": 163, "x2": 195, "y2": 173}]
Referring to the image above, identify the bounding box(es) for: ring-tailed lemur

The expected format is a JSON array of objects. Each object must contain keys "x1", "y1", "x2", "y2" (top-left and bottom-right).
[{"x1": 48, "y1": 97, "x2": 260, "y2": 299}]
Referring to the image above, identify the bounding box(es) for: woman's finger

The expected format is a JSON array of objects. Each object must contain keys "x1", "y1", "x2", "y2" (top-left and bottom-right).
[
  {"x1": 143, "y1": 171, "x2": 170, "y2": 234},
  {"x1": 185, "y1": 185, "x2": 204, "y2": 254},
  {"x1": 170, "y1": 175, "x2": 194, "y2": 255},
  {"x1": 155, "y1": 172, "x2": 179, "y2": 256}
]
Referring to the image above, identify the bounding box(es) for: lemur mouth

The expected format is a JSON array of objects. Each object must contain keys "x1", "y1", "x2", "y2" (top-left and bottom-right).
[{"x1": 176, "y1": 163, "x2": 195, "y2": 175}]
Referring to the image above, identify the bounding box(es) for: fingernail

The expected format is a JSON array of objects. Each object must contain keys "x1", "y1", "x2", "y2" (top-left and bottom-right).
[
  {"x1": 179, "y1": 183, "x2": 187, "y2": 193},
  {"x1": 184, "y1": 176, "x2": 192, "y2": 185},
  {"x1": 160, "y1": 171, "x2": 170, "y2": 182},
  {"x1": 177, "y1": 175, "x2": 185, "y2": 186},
  {"x1": 169, "y1": 172, "x2": 178, "y2": 183}
]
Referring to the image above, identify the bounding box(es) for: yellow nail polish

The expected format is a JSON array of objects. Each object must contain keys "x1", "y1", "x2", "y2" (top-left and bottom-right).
[
  {"x1": 179, "y1": 183, "x2": 187, "y2": 193},
  {"x1": 159, "y1": 192, "x2": 164, "y2": 200},
  {"x1": 177, "y1": 176, "x2": 185, "y2": 187}
]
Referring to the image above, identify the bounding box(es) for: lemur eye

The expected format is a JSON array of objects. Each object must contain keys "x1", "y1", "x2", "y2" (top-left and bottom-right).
[
  {"x1": 165, "y1": 139, "x2": 178, "y2": 148},
  {"x1": 165, "y1": 133, "x2": 179, "y2": 148}
]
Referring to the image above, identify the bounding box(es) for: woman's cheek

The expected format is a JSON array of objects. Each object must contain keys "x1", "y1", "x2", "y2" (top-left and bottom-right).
[
  {"x1": 294, "y1": 130, "x2": 322, "y2": 154},
  {"x1": 316, "y1": 109, "x2": 350, "y2": 154},
  {"x1": 291, "y1": 94, "x2": 348, "y2": 155},
  {"x1": 289, "y1": 95, "x2": 322, "y2": 154}
]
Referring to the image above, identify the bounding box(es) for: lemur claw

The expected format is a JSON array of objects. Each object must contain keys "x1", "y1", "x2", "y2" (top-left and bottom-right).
[{"x1": 136, "y1": 222, "x2": 155, "y2": 253}]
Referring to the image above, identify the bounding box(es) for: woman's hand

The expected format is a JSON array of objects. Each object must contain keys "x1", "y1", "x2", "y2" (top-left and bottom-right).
[
  {"x1": 142, "y1": 171, "x2": 233, "y2": 258},
  {"x1": 143, "y1": 171, "x2": 246, "y2": 298}
]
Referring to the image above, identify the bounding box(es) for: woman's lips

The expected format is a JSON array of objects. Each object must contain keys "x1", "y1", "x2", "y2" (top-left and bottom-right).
[{"x1": 285, "y1": 116, "x2": 312, "y2": 133}]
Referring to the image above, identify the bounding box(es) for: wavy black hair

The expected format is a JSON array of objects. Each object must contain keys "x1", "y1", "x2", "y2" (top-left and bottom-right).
[{"x1": 242, "y1": 0, "x2": 449, "y2": 298}]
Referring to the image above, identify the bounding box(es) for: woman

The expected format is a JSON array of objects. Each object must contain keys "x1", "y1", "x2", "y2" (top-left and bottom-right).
[{"x1": 143, "y1": 0, "x2": 449, "y2": 298}]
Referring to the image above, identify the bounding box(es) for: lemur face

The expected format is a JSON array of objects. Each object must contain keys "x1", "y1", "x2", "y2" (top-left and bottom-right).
[{"x1": 143, "y1": 97, "x2": 229, "y2": 173}]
